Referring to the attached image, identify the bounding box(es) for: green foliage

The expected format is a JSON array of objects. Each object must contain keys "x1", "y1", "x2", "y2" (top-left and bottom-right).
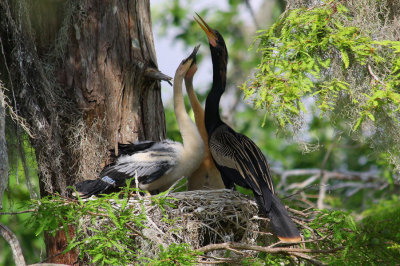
[
  {"x1": 310, "y1": 209, "x2": 358, "y2": 245},
  {"x1": 26, "y1": 182, "x2": 200, "y2": 265},
  {"x1": 356, "y1": 196, "x2": 400, "y2": 263},
  {"x1": 242, "y1": 0, "x2": 400, "y2": 130},
  {"x1": 144, "y1": 243, "x2": 199, "y2": 265},
  {"x1": 28, "y1": 185, "x2": 142, "y2": 265},
  {"x1": 306, "y1": 197, "x2": 400, "y2": 264}
]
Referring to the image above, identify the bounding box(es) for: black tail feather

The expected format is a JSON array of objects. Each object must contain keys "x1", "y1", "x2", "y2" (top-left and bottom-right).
[
  {"x1": 268, "y1": 194, "x2": 301, "y2": 242},
  {"x1": 254, "y1": 185, "x2": 301, "y2": 242},
  {"x1": 74, "y1": 179, "x2": 113, "y2": 198}
]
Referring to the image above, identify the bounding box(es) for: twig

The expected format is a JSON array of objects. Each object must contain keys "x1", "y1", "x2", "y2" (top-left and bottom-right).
[
  {"x1": 196, "y1": 242, "x2": 344, "y2": 254},
  {"x1": 367, "y1": 64, "x2": 385, "y2": 86},
  {"x1": 198, "y1": 255, "x2": 242, "y2": 264},
  {"x1": 286, "y1": 207, "x2": 312, "y2": 218},
  {"x1": 86, "y1": 210, "x2": 109, "y2": 218},
  {"x1": 286, "y1": 174, "x2": 320, "y2": 191},
  {"x1": 125, "y1": 222, "x2": 146, "y2": 239},
  {"x1": 0, "y1": 209, "x2": 36, "y2": 215},
  {"x1": 270, "y1": 235, "x2": 330, "y2": 247}
]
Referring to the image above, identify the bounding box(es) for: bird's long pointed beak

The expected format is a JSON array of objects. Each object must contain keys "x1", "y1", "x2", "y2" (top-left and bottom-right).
[
  {"x1": 194, "y1": 13, "x2": 217, "y2": 47},
  {"x1": 182, "y1": 44, "x2": 200, "y2": 65}
]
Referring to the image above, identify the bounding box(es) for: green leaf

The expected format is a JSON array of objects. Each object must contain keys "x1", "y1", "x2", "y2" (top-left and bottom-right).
[
  {"x1": 64, "y1": 240, "x2": 80, "y2": 253},
  {"x1": 92, "y1": 253, "x2": 104, "y2": 263},
  {"x1": 341, "y1": 49, "x2": 349, "y2": 68},
  {"x1": 353, "y1": 115, "x2": 365, "y2": 131},
  {"x1": 367, "y1": 112, "x2": 375, "y2": 121}
]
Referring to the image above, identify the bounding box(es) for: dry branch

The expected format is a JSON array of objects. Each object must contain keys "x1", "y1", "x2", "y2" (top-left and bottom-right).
[
  {"x1": 274, "y1": 167, "x2": 399, "y2": 209},
  {"x1": 195, "y1": 242, "x2": 343, "y2": 254},
  {"x1": 0, "y1": 222, "x2": 26, "y2": 266}
]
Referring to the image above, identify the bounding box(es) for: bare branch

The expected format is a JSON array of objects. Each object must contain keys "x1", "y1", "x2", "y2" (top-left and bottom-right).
[
  {"x1": 0, "y1": 222, "x2": 26, "y2": 266},
  {"x1": 196, "y1": 242, "x2": 343, "y2": 254},
  {"x1": 317, "y1": 173, "x2": 330, "y2": 209}
]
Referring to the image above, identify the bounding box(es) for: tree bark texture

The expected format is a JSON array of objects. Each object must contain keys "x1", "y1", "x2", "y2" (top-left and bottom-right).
[
  {"x1": 1, "y1": 0, "x2": 165, "y2": 263},
  {"x1": 58, "y1": 0, "x2": 166, "y2": 186},
  {"x1": 0, "y1": 85, "x2": 9, "y2": 210}
]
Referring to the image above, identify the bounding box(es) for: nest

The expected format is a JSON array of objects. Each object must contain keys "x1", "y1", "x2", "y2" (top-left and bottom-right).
[
  {"x1": 135, "y1": 189, "x2": 267, "y2": 259},
  {"x1": 77, "y1": 187, "x2": 327, "y2": 264}
]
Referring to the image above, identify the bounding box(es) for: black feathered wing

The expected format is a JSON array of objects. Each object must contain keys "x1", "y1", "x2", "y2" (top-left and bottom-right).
[
  {"x1": 209, "y1": 124, "x2": 300, "y2": 241},
  {"x1": 209, "y1": 124, "x2": 274, "y2": 209}
]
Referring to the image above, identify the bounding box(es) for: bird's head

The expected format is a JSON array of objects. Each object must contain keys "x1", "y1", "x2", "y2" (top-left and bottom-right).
[
  {"x1": 185, "y1": 47, "x2": 199, "y2": 80},
  {"x1": 194, "y1": 13, "x2": 228, "y2": 65},
  {"x1": 176, "y1": 45, "x2": 200, "y2": 77}
]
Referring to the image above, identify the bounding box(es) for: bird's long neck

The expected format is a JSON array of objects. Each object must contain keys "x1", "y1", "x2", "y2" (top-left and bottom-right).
[
  {"x1": 185, "y1": 74, "x2": 210, "y2": 153},
  {"x1": 173, "y1": 73, "x2": 202, "y2": 150},
  {"x1": 205, "y1": 52, "x2": 226, "y2": 134}
]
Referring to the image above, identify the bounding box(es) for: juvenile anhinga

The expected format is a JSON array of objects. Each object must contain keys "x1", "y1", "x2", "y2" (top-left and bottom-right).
[
  {"x1": 184, "y1": 49, "x2": 225, "y2": 190},
  {"x1": 75, "y1": 47, "x2": 204, "y2": 197},
  {"x1": 195, "y1": 14, "x2": 301, "y2": 242}
]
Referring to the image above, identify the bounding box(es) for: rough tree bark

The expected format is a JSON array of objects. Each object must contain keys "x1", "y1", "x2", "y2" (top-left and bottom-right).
[
  {"x1": 0, "y1": 0, "x2": 166, "y2": 264},
  {"x1": 0, "y1": 84, "x2": 9, "y2": 210}
]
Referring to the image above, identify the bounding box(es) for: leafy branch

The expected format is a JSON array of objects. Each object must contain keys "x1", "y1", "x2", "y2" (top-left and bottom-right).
[
  {"x1": 25, "y1": 182, "x2": 186, "y2": 265},
  {"x1": 241, "y1": 0, "x2": 400, "y2": 130}
]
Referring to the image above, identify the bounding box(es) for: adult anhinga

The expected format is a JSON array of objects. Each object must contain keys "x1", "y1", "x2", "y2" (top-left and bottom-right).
[
  {"x1": 184, "y1": 49, "x2": 225, "y2": 190},
  {"x1": 195, "y1": 14, "x2": 301, "y2": 242},
  {"x1": 75, "y1": 47, "x2": 204, "y2": 197}
]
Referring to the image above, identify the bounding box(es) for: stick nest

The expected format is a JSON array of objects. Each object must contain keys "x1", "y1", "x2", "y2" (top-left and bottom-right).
[{"x1": 79, "y1": 188, "x2": 326, "y2": 264}]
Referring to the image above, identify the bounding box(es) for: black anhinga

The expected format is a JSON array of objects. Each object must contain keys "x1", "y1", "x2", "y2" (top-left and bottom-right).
[
  {"x1": 195, "y1": 14, "x2": 301, "y2": 242},
  {"x1": 75, "y1": 47, "x2": 204, "y2": 197}
]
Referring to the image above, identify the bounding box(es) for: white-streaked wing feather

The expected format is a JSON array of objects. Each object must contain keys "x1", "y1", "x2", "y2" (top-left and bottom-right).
[
  {"x1": 100, "y1": 140, "x2": 182, "y2": 185},
  {"x1": 210, "y1": 125, "x2": 274, "y2": 195}
]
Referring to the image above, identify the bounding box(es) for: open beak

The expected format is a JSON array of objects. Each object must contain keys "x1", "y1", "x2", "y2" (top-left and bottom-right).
[{"x1": 194, "y1": 13, "x2": 217, "y2": 47}]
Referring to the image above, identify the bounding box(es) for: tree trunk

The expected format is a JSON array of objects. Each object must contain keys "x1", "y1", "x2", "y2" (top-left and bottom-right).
[
  {"x1": 56, "y1": 0, "x2": 166, "y2": 187},
  {"x1": 0, "y1": 0, "x2": 165, "y2": 264}
]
